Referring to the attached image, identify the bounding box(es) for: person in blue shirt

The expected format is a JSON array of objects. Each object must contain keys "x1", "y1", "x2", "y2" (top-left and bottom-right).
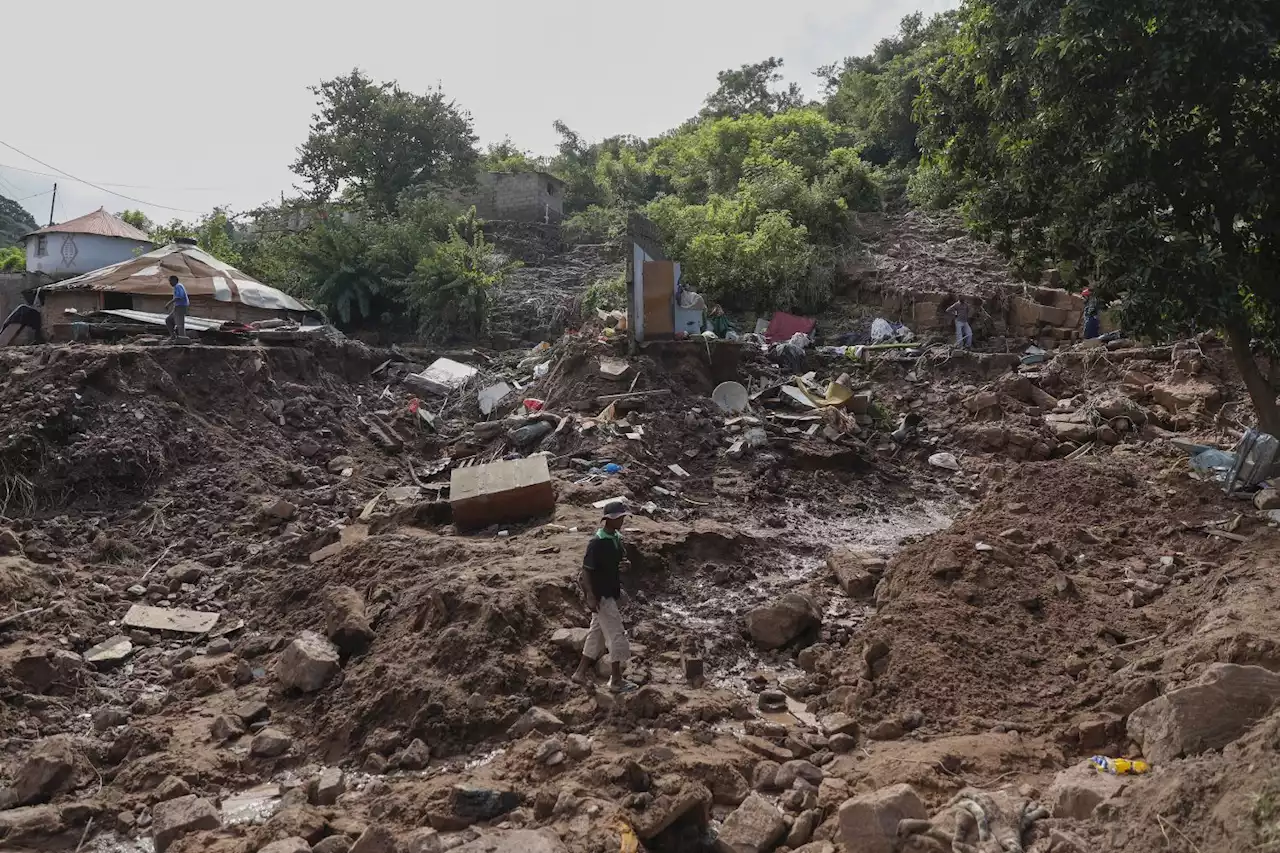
[{"x1": 165, "y1": 275, "x2": 189, "y2": 339}]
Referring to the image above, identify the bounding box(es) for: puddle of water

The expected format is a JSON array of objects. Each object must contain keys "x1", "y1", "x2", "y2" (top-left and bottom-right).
[{"x1": 221, "y1": 782, "x2": 282, "y2": 825}]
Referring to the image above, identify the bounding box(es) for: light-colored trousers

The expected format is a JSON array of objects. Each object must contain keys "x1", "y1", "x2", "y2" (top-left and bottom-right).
[
  {"x1": 582, "y1": 597, "x2": 630, "y2": 664},
  {"x1": 955, "y1": 319, "x2": 973, "y2": 348}
]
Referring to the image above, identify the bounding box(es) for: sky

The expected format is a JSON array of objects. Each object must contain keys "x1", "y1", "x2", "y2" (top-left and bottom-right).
[{"x1": 1, "y1": 0, "x2": 958, "y2": 228}]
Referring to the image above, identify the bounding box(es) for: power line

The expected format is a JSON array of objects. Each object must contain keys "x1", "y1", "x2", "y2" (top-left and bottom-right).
[
  {"x1": 0, "y1": 138, "x2": 206, "y2": 214},
  {"x1": 0, "y1": 160, "x2": 232, "y2": 192},
  {"x1": 12, "y1": 189, "x2": 53, "y2": 202}
]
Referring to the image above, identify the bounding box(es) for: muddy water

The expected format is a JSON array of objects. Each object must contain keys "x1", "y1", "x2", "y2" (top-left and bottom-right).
[{"x1": 646, "y1": 498, "x2": 957, "y2": 701}]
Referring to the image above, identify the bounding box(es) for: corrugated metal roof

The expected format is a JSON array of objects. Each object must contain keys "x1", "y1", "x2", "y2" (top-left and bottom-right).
[
  {"x1": 24, "y1": 208, "x2": 152, "y2": 242},
  {"x1": 39, "y1": 244, "x2": 316, "y2": 314}
]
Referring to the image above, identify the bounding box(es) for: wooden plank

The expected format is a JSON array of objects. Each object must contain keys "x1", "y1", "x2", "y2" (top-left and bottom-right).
[{"x1": 123, "y1": 604, "x2": 219, "y2": 634}]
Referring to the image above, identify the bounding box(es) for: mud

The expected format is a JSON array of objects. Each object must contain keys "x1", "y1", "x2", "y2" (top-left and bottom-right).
[{"x1": 1, "y1": 300, "x2": 1278, "y2": 853}]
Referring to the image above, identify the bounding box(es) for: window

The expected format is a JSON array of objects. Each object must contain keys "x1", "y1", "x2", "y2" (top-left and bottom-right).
[
  {"x1": 35, "y1": 236, "x2": 47, "y2": 257},
  {"x1": 548, "y1": 182, "x2": 558, "y2": 196},
  {"x1": 103, "y1": 292, "x2": 134, "y2": 310}
]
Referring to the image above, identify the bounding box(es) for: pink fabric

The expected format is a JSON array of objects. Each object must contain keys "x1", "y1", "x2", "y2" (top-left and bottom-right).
[{"x1": 764, "y1": 311, "x2": 816, "y2": 344}]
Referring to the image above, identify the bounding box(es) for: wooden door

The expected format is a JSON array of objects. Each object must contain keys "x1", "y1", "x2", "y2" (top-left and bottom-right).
[{"x1": 642, "y1": 261, "x2": 675, "y2": 338}]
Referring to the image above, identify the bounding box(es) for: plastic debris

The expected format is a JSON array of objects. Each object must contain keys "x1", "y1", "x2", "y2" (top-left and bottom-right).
[{"x1": 1090, "y1": 756, "x2": 1149, "y2": 775}]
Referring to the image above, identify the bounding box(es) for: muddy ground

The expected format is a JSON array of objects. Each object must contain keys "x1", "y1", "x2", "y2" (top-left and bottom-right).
[{"x1": 1, "y1": 326, "x2": 1279, "y2": 853}]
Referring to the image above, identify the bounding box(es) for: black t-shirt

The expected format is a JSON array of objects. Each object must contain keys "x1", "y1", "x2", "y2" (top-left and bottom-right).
[{"x1": 583, "y1": 533, "x2": 624, "y2": 600}]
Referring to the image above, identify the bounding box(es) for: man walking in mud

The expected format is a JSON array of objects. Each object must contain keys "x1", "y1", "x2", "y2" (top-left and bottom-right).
[
  {"x1": 165, "y1": 275, "x2": 189, "y2": 339},
  {"x1": 573, "y1": 501, "x2": 638, "y2": 693}
]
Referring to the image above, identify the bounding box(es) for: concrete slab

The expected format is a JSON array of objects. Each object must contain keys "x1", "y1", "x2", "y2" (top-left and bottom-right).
[{"x1": 450, "y1": 456, "x2": 555, "y2": 531}]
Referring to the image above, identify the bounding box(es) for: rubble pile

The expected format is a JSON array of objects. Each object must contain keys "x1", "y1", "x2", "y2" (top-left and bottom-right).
[{"x1": 0, "y1": 296, "x2": 1278, "y2": 853}]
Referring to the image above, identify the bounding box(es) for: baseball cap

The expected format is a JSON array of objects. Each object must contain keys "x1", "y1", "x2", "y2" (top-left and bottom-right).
[{"x1": 601, "y1": 501, "x2": 629, "y2": 520}]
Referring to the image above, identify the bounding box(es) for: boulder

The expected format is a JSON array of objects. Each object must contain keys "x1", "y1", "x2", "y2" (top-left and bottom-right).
[
  {"x1": 631, "y1": 782, "x2": 712, "y2": 841},
  {"x1": 14, "y1": 735, "x2": 85, "y2": 805},
  {"x1": 264, "y1": 499, "x2": 298, "y2": 521},
  {"x1": 819, "y1": 713, "x2": 858, "y2": 738},
  {"x1": 399, "y1": 829, "x2": 442, "y2": 853},
  {"x1": 837, "y1": 784, "x2": 927, "y2": 853},
  {"x1": 313, "y1": 838, "x2": 352, "y2": 853},
  {"x1": 745, "y1": 593, "x2": 821, "y2": 650},
  {"x1": 508, "y1": 707, "x2": 564, "y2": 738},
  {"x1": 1046, "y1": 762, "x2": 1125, "y2": 819},
  {"x1": 1151, "y1": 379, "x2": 1222, "y2": 413},
  {"x1": 312, "y1": 767, "x2": 345, "y2": 806},
  {"x1": 393, "y1": 738, "x2": 431, "y2": 770},
  {"x1": 327, "y1": 456, "x2": 355, "y2": 474},
  {"x1": 450, "y1": 830, "x2": 567, "y2": 853},
  {"x1": 752, "y1": 760, "x2": 781, "y2": 792},
  {"x1": 324, "y1": 586, "x2": 375, "y2": 657},
  {"x1": 259, "y1": 838, "x2": 312, "y2": 853},
  {"x1": 965, "y1": 391, "x2": 1000, "y2": 413},
  {"x1": 715, "y1": 792, "x2": 787, "y2": 852},
  {"x1": 11, "y1": 648, "x2": 85, "y2": 695},
  {"x1": 787, "y1": 809, "x2": 821, "y2": 848},
  {"x1": 350, "y1": 825, "x2": 397, "y2": 853},
  {"x1": 211, "y1": 714, "x2": 247, "y2": 743},
  {"x1": 0, "y1": 804, "x2": 64, "y2": 840},
  {"x1": 867, "y1": 719, "x2": 905, "y2": 741},
  {"x1": 550, "y1": 627, "x2": 589, "y2": 652},
  {"x1": 451, "y1": 785, "x2": 520, "y2": 824},
  {"x1": 261, "y1": 806, "x2": 328, "y2": 845},
  {"x1": 251, "y1": 728, "x2": 293, "y2": 758},
  {"x1": 1045, "y1": 414, "x2": 1095, "y2": 443},
  {"x1": 564, "y1": 734, "x2": 592, "y2": 760},
  {"x1": 1255, "y1": 489, "x2": 1280, "y2": 511},
  {"x1": 826, "y1": 549, "x2": 880, "y2": 600},
  {"x1": 277, "y1": 632, "x2": 341, "y2": 693},
  {"x1": 775, "y1": 760, "x2": 824, "y2": 789},
  {"x1": 1127, "y1": 663, "x2": 1280, "y2": 762},
  {"x1": 152, "y1": 795, "x2": 220, "y2": 853}
]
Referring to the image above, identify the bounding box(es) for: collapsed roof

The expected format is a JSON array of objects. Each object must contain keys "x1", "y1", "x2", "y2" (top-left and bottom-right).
[{"x1": 38, "y1": 243, "x2": 314, "y2": 313}]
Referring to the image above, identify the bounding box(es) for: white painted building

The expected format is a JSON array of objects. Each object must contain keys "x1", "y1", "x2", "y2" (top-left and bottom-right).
[{"x1": 23, "y1": 208, "x2": 153, "y2": 279}]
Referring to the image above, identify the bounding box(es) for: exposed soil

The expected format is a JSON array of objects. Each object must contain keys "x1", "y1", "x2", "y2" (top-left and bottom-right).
[{"x1": 2, "y1": 271, "x2": 1279, "y2": 853}]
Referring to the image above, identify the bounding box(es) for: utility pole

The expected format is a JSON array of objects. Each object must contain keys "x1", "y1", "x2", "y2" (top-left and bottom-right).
[{"x1": 48, "y1": 183, "x2": 57, "y2": 226}]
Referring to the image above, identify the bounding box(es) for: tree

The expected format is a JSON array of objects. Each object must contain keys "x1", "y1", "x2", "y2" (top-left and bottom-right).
[
  {"x1": 918, "y1": 0, "x2": 1280, "y2": 432},
  {"x1": 149, "y1": 209, "x2": 244, "y2": 266},
  {"x1": 293, "y1": 69, "x2": 479, "y2": 215},
  {"x1": 0, "y1": 245, "x2": 24, "y2": 271},
  {"x1": 117, "y1": 209, "x2": 153, "y2": 233},
  {"x1": 0, "y1": 193, "x2": 37, "y2": 248},
  {"x1": 701, "y1": 57, "x2": 807, "y2": 120},
  {"x1": 479, "y1": 138, "x2": 542, "y2": 173}
]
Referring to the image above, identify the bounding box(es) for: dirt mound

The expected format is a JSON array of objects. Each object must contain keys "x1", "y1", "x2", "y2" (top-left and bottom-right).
[{"x1": 846, "y1": 460, "x2": 1238, "y2": 737}]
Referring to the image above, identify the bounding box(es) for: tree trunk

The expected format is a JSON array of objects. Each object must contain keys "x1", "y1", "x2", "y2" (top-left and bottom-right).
[{"x1": 1224, "y1": 318, "x2": 1280, "y2": 436}]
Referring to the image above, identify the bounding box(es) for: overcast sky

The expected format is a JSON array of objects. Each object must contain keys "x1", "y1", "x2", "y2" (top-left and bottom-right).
[{"x1": 1, "y1": 0, "x2": 957, "y2": 227}]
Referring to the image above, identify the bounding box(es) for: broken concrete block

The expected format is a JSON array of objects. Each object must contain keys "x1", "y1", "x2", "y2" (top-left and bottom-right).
[
  {"x1": 312, "y1": 767, "x2": 345, "y2": 806},
  {"x1": 408, "y1": 358, "x2": 478, "y2": 395},
  {"x1": 819, "y1": 712, "x2": 858, "y2": 738},
  {"x1": 276, "y1": 631, "x2": 340, "y2": 693},
  {"x1": 837, "y1": 783, "x2": 927, "y2": 853},
  {"x1": 123, "y1": 603, "x2": 219, "y2": 634},
  {"x1": 716, "y1": 792, "x2": 787, "y2": 852},
  {"x1": 324, "y1": 586, "x2": 374, "y2": 657},
  {"x1": 152, "y1": 795, "x2": 220, "y2": 853},
  {"x1": 83, "y1": 635, "x2": 133, "y2": 667},
  {"x1": 1127, "y1": 663, "x2": 1280, "y2": 762},
  {"x1": 1046, "y1": 762, "x2": 1125, "y2": 819},
  {"x1": 449, "y1": 455, "x2": 555, "y2": 532}
]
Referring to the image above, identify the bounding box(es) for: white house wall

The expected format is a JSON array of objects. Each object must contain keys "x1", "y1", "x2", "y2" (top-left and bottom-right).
[{"x1": 25, "y1": 233, "x2": 153, "y2": 278}]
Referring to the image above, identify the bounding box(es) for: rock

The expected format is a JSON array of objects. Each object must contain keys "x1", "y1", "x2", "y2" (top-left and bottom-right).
[
  {"x1": 12, "y1": 648, "x2": 85, "y2": 695},
  {"x1": 259, "y1": 838, "x2": 312, "y2": 853},
  {"x1": 533, "y1": 738, "x2": 564, "y2": 766},
  {"x1": 237, "y1": 700, "x2": 272, "y2": 725},
  {"x1": 740, "y1": 736, "x2": 792, "y2": 763},
  {"x1": 0, "y1": 527, "x2": 23, "y2": 555},
  {"x1": 775, "y1": 760, "x2": 824, "y2": 789},
  {"x1": 451, "y1": 784, "x2": 520, "y2": 824},
  {"x1": 450, "y1": 829, "x2": 567, "y2": 853},
  {"x1": 264, "y1": 498, "x2": 298, "y2": 521},
  {"x1": 826, "y1": 549, "x2": 880, "y2": 599},
  {"x1": 550, "y1": 627, "x2": 589, "y2": 652},
  {"x1": 393, "y1": 738, "x2": 431, "y2": 770},
  {"x1": 819, "y1": 713, "x2": 858, "y2": 737},
  {"x1": 156, "y1": 775, "x2": 192, "y2": 801},
  {"x1": 325, "y1": 586, "x2": 374, "y2": 656},
  {"x1": 508, "y1": 707, "x2": 564, "y2": 738},
  {"x1": 313, "y1": 838, "x2": 352, "y2": 853},
  {"x1": 92, "y1": 706, "x2": 130, "y2": 731},
  {"x1": 564, "y1": 734, "x2": 592, "y2": 760},
  {"x1": 837, "y1": 784, "x2": 927, "y2": 853},
  {"x1": 399, "y1": 829, "x2": 442, "y2": 853},
  {"x1": 787, "y1": 809, "x2": 821, "y2": 848},
  {"x1": 251, "y1": 728, "x2": 293, "y2": 758},
  {"x1": 312, "y1": 767, "x2": 345, "y2": 806},
  {"x1": 83, "y1": 635, "x2": 133, "y2": 667},
  {"x1": 631, "y1": 782, "x2": 712, "y2": 841},
  {"x1": 745, "y1": 593, "x2": 821, "y2": 650},
  {"x1": 14, "y1": 735, "x2": 83, "y2": 805},
  {"x1": 327, "y1": 455, "x2": 355, "y2": 474},
  {"x1": 1046, "y1": 762, "x2": 1125, "y2": 819},
  {"x1": 828, "y1": 733, "x2": 856, "y2": 754},
  {"x1": 965, "y1": 391, "x2": 1000, "y2": 413},
  {"x1": 1128, "y1": 663, "x2": 1280, "y2": 762},
  {"x1": 1045, "y1": 414, "x2": 1095, "y2": 443},
  {"x1": 152, "y1": 795, "x2": 220, "y2": 853},
  {"x1": 792, "y1": 844, "x2": 836, "y2": 853},
  {"x1": 752, "y1": 760, "x2": 781, "y2": 792},
  {"x1": 277, "y1": 632, "x2": 341, "y2": 693},
  {"x1": 166, "y1": 561, "x2": 207, "y2": 585},
  {"x1": 757, "y1": 690, "x2": 787, "y2": 712},
  {"x1": 1255, "y1": 489, "x2": 1280, "y2": 511},
  {"x1": 211, "y1": 714, "x2": 247, "y2": 743},
  {"x1": 363, "y1": 753, "x2": 388, "y2": 775},
  {"x1": 867, "y1": 719, "x2": 904, "y2": 741},
  {"x1": 716, "y1": 792, "x2": 787, "y2": 852},
  {"x1": 1151, "y1": 379, "x2": 1222, "y2": 413},
  {"x1": 350, "y1": 825, "x2": 396, "y2": 853},
  {"x1": 1107, "y1": 677, "x2": 1160, "y2": 716},
  {"x1": 901, "y1": 709, "x2": 925, "y2": 731},
  {"x1": 0, "y1": 804, "x2": 64, "y2": 840}
]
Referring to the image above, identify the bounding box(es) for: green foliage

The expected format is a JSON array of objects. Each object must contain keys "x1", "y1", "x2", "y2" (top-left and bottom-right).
[
  {"x1": 293, "y1": 69, "x2": 479, "y2": 215},
  {"x1": 562, "y1": 205, "x2": 627, "y2": 244},
  {"x1": 917, "y1": 0, "x2": 1280, "y2": 429},
  {"x1": 581, "y1": 270, "x2": 626, "y2": 313},
  {"x1": 479, "y1": 139, "x2": 543, "y2": 173},
  {"x1": 822, "y1": 12, "x2": 959, "y2": 166},
  {"x1": 0, "y1": 245, "x2": 24, "y2": 271},
  {"x1": 149, "y1": 209, "x2": 243, "y2": 266},
  {"x1": 116, "y1": 209, "x2": 153, "y2": 232},
  {"x1": 701, "y1": 57, "x2": 807, "y2": 120},
  {"x1": 408, "y1": 209, "x2": 520, "y2": 343},
  {"x1": 0, "y1": 194, "x2": 38, "y2": 248}
]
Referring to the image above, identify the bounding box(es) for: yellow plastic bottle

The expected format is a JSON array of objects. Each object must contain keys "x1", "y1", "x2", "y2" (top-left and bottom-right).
[{"x1": 1091, "y1": 755, "x2": 1150, "y2": 775}]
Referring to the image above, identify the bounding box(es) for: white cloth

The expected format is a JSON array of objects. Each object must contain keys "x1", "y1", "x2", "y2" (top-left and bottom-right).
[{"x1": 582, "y1": 597, "x2": 630, "y2": 664}]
